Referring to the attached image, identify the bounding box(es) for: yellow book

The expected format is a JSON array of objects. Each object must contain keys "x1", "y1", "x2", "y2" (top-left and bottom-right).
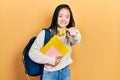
[{"x1": 41, "y1": 35, "x2": 69, "y2": 56}]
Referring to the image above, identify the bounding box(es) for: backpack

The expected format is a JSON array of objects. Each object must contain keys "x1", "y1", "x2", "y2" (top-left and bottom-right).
[{"x1": 22, "y1": 29, "x2": 51, "y2": 76}]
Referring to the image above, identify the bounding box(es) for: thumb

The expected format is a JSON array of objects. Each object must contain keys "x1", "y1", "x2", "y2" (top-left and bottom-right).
[
  {"x1": 56, "y1": 56, "x2": 62, "y2": 59},
  {"x1": 66, "y1": 28, "x2": 70, "y2": 32}
]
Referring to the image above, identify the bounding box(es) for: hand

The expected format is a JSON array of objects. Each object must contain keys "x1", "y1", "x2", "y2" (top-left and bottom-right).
[
  {"x1": 45, "y1": 56, "x2": 62, "y2": 69},
  {"x1": 54, "y1": 56, "x2": 62, "y2": 66},
  {"x1": 66, "y1": 27, "x2": 78, "y2": 38}
]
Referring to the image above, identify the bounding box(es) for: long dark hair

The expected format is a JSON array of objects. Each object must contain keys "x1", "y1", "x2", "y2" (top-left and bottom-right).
[{"x1": 48, "y1": 4, "x2": 75, "y2": 36}]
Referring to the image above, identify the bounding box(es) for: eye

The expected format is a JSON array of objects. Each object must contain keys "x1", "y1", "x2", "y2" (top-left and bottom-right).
[
  {"x1": 66, "y1": 16, "x2": 70, "y2": 18},
  {"x1": 58, "y1": 15, "x2": 62, "y2": 18}
]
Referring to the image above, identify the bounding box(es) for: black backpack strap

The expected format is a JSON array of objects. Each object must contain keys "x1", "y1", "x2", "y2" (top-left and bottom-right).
[{"x1": 44, "y1": 29, "x2": 51, "y2": 45}]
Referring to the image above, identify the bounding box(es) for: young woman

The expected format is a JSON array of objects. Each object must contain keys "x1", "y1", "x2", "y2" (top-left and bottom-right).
[{"x1": 29, "y1": 4, "x2": 81, "y2": 80}]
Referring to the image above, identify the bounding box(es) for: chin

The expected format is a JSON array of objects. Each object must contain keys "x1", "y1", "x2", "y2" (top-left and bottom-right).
[{"x1": 60, "y1": 25, "x2": 68, "y2": 28}]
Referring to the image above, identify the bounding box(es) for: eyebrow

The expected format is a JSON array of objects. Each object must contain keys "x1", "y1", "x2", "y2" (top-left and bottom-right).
[{"x1": 58, "y1": 14, "x2": 70, "y2": 16}]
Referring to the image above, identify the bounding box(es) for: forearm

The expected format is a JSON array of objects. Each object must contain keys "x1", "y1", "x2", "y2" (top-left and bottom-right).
[{"x1": 28, "y1": 30, "x2": 56, "y2": 65}]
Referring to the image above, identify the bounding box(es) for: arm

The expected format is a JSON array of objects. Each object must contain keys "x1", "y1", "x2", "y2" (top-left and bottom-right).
[{"x1": 28, "y1": 30, "x2": 56, "y2": 65}]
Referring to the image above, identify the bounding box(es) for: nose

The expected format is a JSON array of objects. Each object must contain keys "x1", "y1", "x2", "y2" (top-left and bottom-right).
[{"x1": 61, "y1": 17, "x2": 66, "y2": 21}]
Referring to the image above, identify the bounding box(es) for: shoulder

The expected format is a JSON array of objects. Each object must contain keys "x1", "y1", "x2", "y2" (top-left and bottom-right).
[
  {"x1": 37, "y1": 29, "x2": 45, "y2": 36},
  {"x1": 37, "y1": 29, "x2": 51, "y2": 37}
]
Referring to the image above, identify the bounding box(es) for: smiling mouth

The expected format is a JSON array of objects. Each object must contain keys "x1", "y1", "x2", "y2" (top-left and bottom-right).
[{"x1": 60, "y1": 22, "x2": 67, "y2": 25}]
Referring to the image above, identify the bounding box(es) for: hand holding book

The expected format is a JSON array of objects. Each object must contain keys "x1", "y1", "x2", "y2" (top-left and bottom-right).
[
  {"x1": 55, "y1": 56, "x2": 62, "y2": 66},
  {"x1": 43, "y1": 46, "x2": 63, "y2": 69},
  {"x1": 41, "y1": 35, "x2": 69, "y2": 70},
  {"x1": 45, "y1": 56, "x2": 62, "y2": 69}
]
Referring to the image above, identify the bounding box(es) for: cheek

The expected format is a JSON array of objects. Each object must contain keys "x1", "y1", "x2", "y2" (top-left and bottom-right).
[
  {"x1": 68, "y1": 18, "x2": 70, "y2": 22},
  {"x1": 66, "y1": 18, "x2": 70, "y2": 23},
  {"x1": 57, "y1": 19, "x2": 61, "y2": 24},
  {"x1": 57, "y1": 17, "x2": 61, "y2": 21},
  {"x1": 58, "y1": 17, "x2": 62, "y2": 21}
]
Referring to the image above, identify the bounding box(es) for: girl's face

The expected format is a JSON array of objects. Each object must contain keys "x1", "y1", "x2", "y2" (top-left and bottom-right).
[{"x1": 57, "y1": 8, "x2": 70, "y2": 28}]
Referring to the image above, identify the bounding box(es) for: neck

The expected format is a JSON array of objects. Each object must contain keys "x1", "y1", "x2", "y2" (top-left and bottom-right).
[{"x1": 57, "y1": 27, "x2": 66, "y2": 31}]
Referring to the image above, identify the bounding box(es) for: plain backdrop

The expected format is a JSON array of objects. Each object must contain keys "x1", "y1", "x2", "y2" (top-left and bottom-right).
[{"x1": 0, "y1": 0, "x2": 120, "y2": 80}]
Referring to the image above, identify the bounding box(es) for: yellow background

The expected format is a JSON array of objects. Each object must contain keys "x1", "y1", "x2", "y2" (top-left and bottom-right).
[{"x1": 0, "y1": 0, "x2": 120, "y2": 80}]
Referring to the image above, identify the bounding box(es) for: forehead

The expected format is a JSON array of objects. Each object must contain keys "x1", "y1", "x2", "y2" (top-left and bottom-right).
[{"x1": 58, "y1": 8, "x2": 70, "y2": 15}]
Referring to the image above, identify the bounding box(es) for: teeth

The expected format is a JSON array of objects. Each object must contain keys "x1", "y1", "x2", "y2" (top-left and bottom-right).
[{"x1": 61, "y1": 22, "x2": 66, "y2": 24}]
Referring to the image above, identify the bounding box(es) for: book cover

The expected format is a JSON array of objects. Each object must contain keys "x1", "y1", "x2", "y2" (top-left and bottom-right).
[
  {"x1": 44, "y1": 46, "x2": 62, "y2": 69},
  {"x1": 45, "y1": 46, "x2": 62, "y2": 57},
  {"x1": 41, "y1": 35, "x2": 69, "y2": 56},
  {"x1": 41, "y1": 35, "x2": 69, "y2": 69}
]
